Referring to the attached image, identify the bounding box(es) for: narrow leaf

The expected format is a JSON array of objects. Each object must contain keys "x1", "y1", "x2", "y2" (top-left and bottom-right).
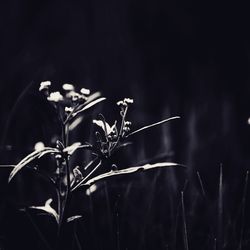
[
  {"x1": 8, "y1": 147, "x2": 59, "y2": 183},
  {"x1": 63, "y1": 143, "x2": 93, "y2": 156},
  {"x1": 67, "y1": 215, "x2": 82, "y2": 223},
  {"x1": 72, "y1": 97, "x2": 106, "y2": 117},
  {"x1": 126, "y1": 116, "x2": 180, "y2": 137},
  {"x1": 83, "y1": 91, "x2": 101, "y2": 105},
  {"x1": 69, "y1": 117, "x2": 83, "y2": 131},
  {"x1": 82, "y1": 162, "x2": 183, "y2": 187}
]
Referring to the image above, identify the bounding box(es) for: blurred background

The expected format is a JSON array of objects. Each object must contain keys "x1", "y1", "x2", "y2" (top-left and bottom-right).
[{"x1": 1, "y1": 1, "x2": 250, "y2": 249}]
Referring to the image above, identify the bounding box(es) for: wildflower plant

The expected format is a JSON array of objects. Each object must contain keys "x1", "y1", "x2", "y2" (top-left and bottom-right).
[{"x1": 7, "y1": 81, "x2": 181, "y2": 248}]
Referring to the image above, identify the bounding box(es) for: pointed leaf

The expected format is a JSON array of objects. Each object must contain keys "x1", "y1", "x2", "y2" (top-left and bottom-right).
[
  {"x1": 81, "y1": 162, "x2": 184, "y2": 187},
  {"x1": 93, "y1": 119, "x2": 113, "y2": 135},
  {"x1": 69, "y1": 117, "x2": 83, "y2": 131},
  {"x1": 126, "y1": 116, "x2": 180, "y2": 137},
  {"x1": 8, "y1": 147, "x2": 60, "y2": 182},
  {"x1": 72, "y1": 97, "x2": 106, "y2": 117},
  {"x1": 67, "y1": 215, "x2": 82, "y2": 223},
  {"x1": 83, "y1": 91, "x2": 101, "y2": 105},
  {"x1": 63, "y1": 143, "x2": 93, "y2": 156}
]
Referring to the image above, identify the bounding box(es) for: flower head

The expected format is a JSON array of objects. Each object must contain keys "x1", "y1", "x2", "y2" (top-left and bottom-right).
[
  {"x1": 117, "y1": 97, "x2": 134, "y2": 107},
  {"x1": 80, "y1": 88, "x2": 90, "y2": 95},
  {"x1": 47, "y1": 91, "x2": 64, "y2": 102},
  {"x1": 65, "y1": 106, "x2": 74, "y2": 113},
  {"x1": 39, "y1": 81, "x2": 51, "y2": 92},
  {"x1": 124, "y1": 98, "x2": 134, "y2": 104},
  {"x1": 62, "y1": 83, "x2": 75, "y2": 92}
]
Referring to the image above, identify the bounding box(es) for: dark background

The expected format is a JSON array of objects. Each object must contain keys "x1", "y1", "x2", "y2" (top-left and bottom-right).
[{"x1": 1, "y1": 1, "x2": 250, "y2": 250}]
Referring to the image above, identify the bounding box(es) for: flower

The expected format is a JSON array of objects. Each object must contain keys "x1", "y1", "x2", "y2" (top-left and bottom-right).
[
  {"x1": 116, "y1": 100, "x2": 124, "y2": 106},
  {"x1": 117, "y1": 98, "x2": 134, "y2": 107},
  {"x1": 80, "y1": 88, "x2": 90, "y2": 95},
  {"x1": 65, "y1": 106, "x2": 74, "y2": 113},
  {"x1": 39, "y1": 81, "x2": 51, "y2": 91},
  {"x1": 34, "y1": 141, "x2": 45, "y2": 151},
  {"x1": 47, "y1": 91, "x2": 64, "y2": 102},
  {"x1": 124, "y1": 98, "x2": 134, "y2": 104},
  {"x1": 62, "y1": 83, "x2": 75, "y2": 91}
]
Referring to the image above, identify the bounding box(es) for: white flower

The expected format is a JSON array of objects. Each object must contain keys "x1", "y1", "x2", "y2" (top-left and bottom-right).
[
  {"x1": 65, "y1": 106, "x2": 74, "y2": 113},
  {"x1": 34, "y1": 141, "x2": 45, "y2": 151},
  {"x1": 39, "y1": 81, "x2": 51, "y2": 91},
  {"x1": 117, "y1": 98, "x2": 134, "y2": 106},
  {"x1": 124, "y1": 98, "x2": 134, "y2": 104},
  {"x1": 47, "y1": 91, "x2": 64, "y2": 102},
  {"x1": 62, "y1": 83, "x2": 75, "y2": 91},
  {"x1": 80, "y1": 88, "x2": 90, "y2": 95},
  {"x1": 116, "y1": 100, "x2": 124, "y2": 106}
]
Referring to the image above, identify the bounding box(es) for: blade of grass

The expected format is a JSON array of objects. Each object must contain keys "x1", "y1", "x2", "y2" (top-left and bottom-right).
[
  {"x1": 197, "y1": 171, "x2": 206, "y2": 197},
  {"x1": 173, "y1": 179, "x2": 188, "y2": 250},
  {"x1": 238, "y1": 170, "x2": 249, "y2": 250},
  {"x1": 217, "y1": 165, "x2": 223, "y2": 250},
  {"x1": 181, "y1": 191, "x2": 189, "y2": 250}
]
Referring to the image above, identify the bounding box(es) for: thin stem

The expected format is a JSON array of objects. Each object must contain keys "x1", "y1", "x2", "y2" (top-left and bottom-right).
[
  {"x1": 238, "y1": 170, "x2": 249, "y2": 250},
  {"x1": 119, "y1": 105, "x2": 128, "y2": 138},
  {"x1": 197, "y1": 171, "x2": 206, "y2": 197},
  {"x1": 181, "y1": 191, "x2": 189, "y2": 250},
  {"x1": 71, "y1": 159, "x2": 102, "y2": 192}
]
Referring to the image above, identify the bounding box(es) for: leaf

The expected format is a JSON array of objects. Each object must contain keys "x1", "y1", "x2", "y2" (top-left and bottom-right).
[
  {"x1": 126, "y1": 116, "x2": 180, "y2": 137},
  {"x1": 0, "y1": 165, "x2": 15, "y2": 168},
  {"x1": 67, "y1": 215, "x2": 82, "y2": 223},
  {"x1": 8, "y1": 147, "x2": 60, "y2": 183},
  {"x1": 81, "y1": 162, "x2": 184, "y2": 187},
  {"x1": 93, "y1": 119, "x2": 111, "y2": 134},
  {"x1": 72, "y1": 97, "x2": 106, "y2": 118},
  {"x1": 30, "y1": 199, "x2": 59, "y2": 224},
  {"x1": 83, "y1": 91, "x2": 101, "y2": 105},
  {"x1": 63, "y1": 143, "x2": 93, "y2": 156},
  {"x1": 113, "y1": 142, "x2": 133, "y2": 151},
  {"x1": 69, "y1": 117, "x2": 83, "y2": 131},
  {"x1": 63, "y1": 142, "x2": 81, "y2": 155}
]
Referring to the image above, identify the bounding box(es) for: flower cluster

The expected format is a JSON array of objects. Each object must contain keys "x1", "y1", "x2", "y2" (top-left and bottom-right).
[
  {"x1": 39, "y1": 81, "x2": 93, "y2": 123},
  {"x1": 92, "y1": 98, "x2": 133, "y2": 158},
  {"x1": 39, "y1": 81, "x2": 90, "y2": 104}
]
